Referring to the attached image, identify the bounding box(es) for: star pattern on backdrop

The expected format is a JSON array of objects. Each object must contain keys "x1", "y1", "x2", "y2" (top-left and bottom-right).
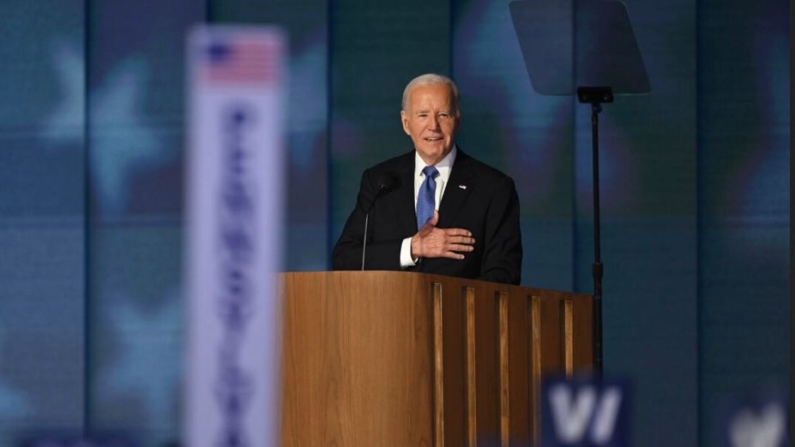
[
  {"x1": 40, "y1": 42, "x2": 172, "y2": 218},
  {"x1": 91, "y1": 57, "x2": 167, "y2": 217},
  {"x1": 99, "y1": 288, "x2": 182, "y2": 427},
  {"x1": 40, "y1": 43, "x2": 84, "y2": 142}
]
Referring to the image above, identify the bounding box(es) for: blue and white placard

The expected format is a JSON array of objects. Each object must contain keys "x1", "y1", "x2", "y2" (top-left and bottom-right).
[
  {"x1": 721, "y1": 393, "x2": 788, "y2": 447},
  {"x1": 541, "y1": 377, "x2": 631, "y2": 447},
  {"x1": 184, "y1": 26, "x2": 287, "y2": 447}
]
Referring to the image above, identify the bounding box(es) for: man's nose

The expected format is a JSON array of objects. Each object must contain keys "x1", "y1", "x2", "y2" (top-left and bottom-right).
[{"x1": 429, "y1": 115, "x2": 440, "y2": 129}]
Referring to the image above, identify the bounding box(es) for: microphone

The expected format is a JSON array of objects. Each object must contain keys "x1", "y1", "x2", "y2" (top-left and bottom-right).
[{"x1": 361, "y1": 172, "x2": 400, "y2": 270}]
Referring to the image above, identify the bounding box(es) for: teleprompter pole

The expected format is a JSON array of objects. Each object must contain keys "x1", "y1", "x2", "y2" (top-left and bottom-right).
[{"x1": 577, "y1": 86, "x2": 613, "y2": 377}]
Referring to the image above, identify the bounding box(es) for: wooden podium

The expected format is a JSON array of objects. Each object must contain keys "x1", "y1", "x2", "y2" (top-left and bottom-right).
[{"x1": 280, "y1": 271, "x2": 593, "y2": 447}]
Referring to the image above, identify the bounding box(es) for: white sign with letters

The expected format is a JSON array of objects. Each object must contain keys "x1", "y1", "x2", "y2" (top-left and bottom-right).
[
  {"x1": 541, "y1": 377, "x2": 631, "y2": 447},
  {"x1": 184, "y1": 26, "x2": 287, "y2": 447},
  {"x1": 725, "y1": 397, "x2": 788, "y2": 447}
]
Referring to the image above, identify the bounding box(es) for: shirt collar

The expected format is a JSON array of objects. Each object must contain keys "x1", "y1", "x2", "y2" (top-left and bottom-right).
[{"x1": 414, "y1": 145, "x2": 457, "y2": 180}]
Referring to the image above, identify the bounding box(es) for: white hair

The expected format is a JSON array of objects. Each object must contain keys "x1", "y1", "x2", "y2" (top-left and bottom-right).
[{"x1": 401, "y1": 73, "x2": 459, "y2": 112}]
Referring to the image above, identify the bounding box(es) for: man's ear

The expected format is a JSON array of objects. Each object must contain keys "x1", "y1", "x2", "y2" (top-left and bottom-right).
[{"x1": 400, "y1": 111, "x2": 411, "y2": 136}]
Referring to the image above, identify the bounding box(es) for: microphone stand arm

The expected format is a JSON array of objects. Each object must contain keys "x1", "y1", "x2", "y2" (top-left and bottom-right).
[
  {"x1": 361, "y1": 180, "x2": 397, "y2": 270},
  {"x1": 361, "y1": 213, "x2": 370, "y2": 270}
]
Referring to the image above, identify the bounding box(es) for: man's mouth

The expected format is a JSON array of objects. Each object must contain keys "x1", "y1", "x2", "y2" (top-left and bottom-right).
[{"x1": 425, "y1": 137, "x2": 443, "y2": 142}]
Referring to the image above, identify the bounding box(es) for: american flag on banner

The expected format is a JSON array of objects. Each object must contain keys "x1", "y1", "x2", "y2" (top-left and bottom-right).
[
  {"x1": 200, "y1": 36, "x2": 282, "y2": 86},
  {"x1": 186, "y1": 26, "x2": 286, "y2": 447}
]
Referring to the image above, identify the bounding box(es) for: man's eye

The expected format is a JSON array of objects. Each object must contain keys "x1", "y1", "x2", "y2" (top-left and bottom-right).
[
  {"x1": 439, "y1": 114, "x2": 449, "y2": 119},
  {"x1": 418, "y1": 114, "x2": 427, "y2": 118}
]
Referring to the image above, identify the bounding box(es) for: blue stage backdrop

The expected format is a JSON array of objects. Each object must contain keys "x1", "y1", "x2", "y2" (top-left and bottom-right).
[{"x1": 0, "y1": 0, "x2": 788, "y2": 446}]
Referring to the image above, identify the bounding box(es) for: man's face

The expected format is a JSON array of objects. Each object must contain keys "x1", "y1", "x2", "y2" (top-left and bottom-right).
[{"x1": 401, "y1": 83, "x2": 460, "y2": 166}]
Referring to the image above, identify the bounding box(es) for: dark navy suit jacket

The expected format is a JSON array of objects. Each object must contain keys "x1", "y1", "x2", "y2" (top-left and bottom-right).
[{"x1": 332, "y1": 149, "x2": 522, "y2": 285}]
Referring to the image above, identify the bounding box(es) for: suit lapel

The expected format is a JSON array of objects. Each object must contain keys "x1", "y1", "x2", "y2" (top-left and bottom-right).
[
  {"x1": 394, "y1": 152, "x2": 418, "y2": 234},
  {"x1": 438, "y1": 150, "x2": 475, "y2": 227}
]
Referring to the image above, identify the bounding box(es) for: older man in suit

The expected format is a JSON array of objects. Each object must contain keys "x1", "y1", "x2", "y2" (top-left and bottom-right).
[{"x1": 332, "y1": 73, "x2": 522, "y2": 285}]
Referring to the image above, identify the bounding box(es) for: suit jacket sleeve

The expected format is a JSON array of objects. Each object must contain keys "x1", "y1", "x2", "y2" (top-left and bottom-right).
[
  {"x1": 478, "y1": 175, "x2": 522, "y2": 284},
  {"x1": 331, "y1": 168, "x2": 405, "y2": 271}
]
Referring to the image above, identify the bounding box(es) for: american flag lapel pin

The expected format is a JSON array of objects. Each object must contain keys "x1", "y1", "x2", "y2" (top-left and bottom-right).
[{"x1": 458, "y1": 184, "x2": 467, "y2": 190}]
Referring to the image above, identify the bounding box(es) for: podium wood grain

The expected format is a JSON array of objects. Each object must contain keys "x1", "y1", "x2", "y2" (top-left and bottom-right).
[{"x1": 280, "y1": 271, "x2": 593, "y2": 447}]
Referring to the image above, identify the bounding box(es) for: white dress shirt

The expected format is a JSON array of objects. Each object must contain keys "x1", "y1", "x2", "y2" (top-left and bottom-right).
[{"x1": 399, "y1": 146, "x2": 458, "y2": 267}]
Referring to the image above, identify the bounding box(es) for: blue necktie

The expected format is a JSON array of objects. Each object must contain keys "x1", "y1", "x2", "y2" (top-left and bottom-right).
[{"x1": 416, "y1": 166, "x2": 438, "y2": 229}]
